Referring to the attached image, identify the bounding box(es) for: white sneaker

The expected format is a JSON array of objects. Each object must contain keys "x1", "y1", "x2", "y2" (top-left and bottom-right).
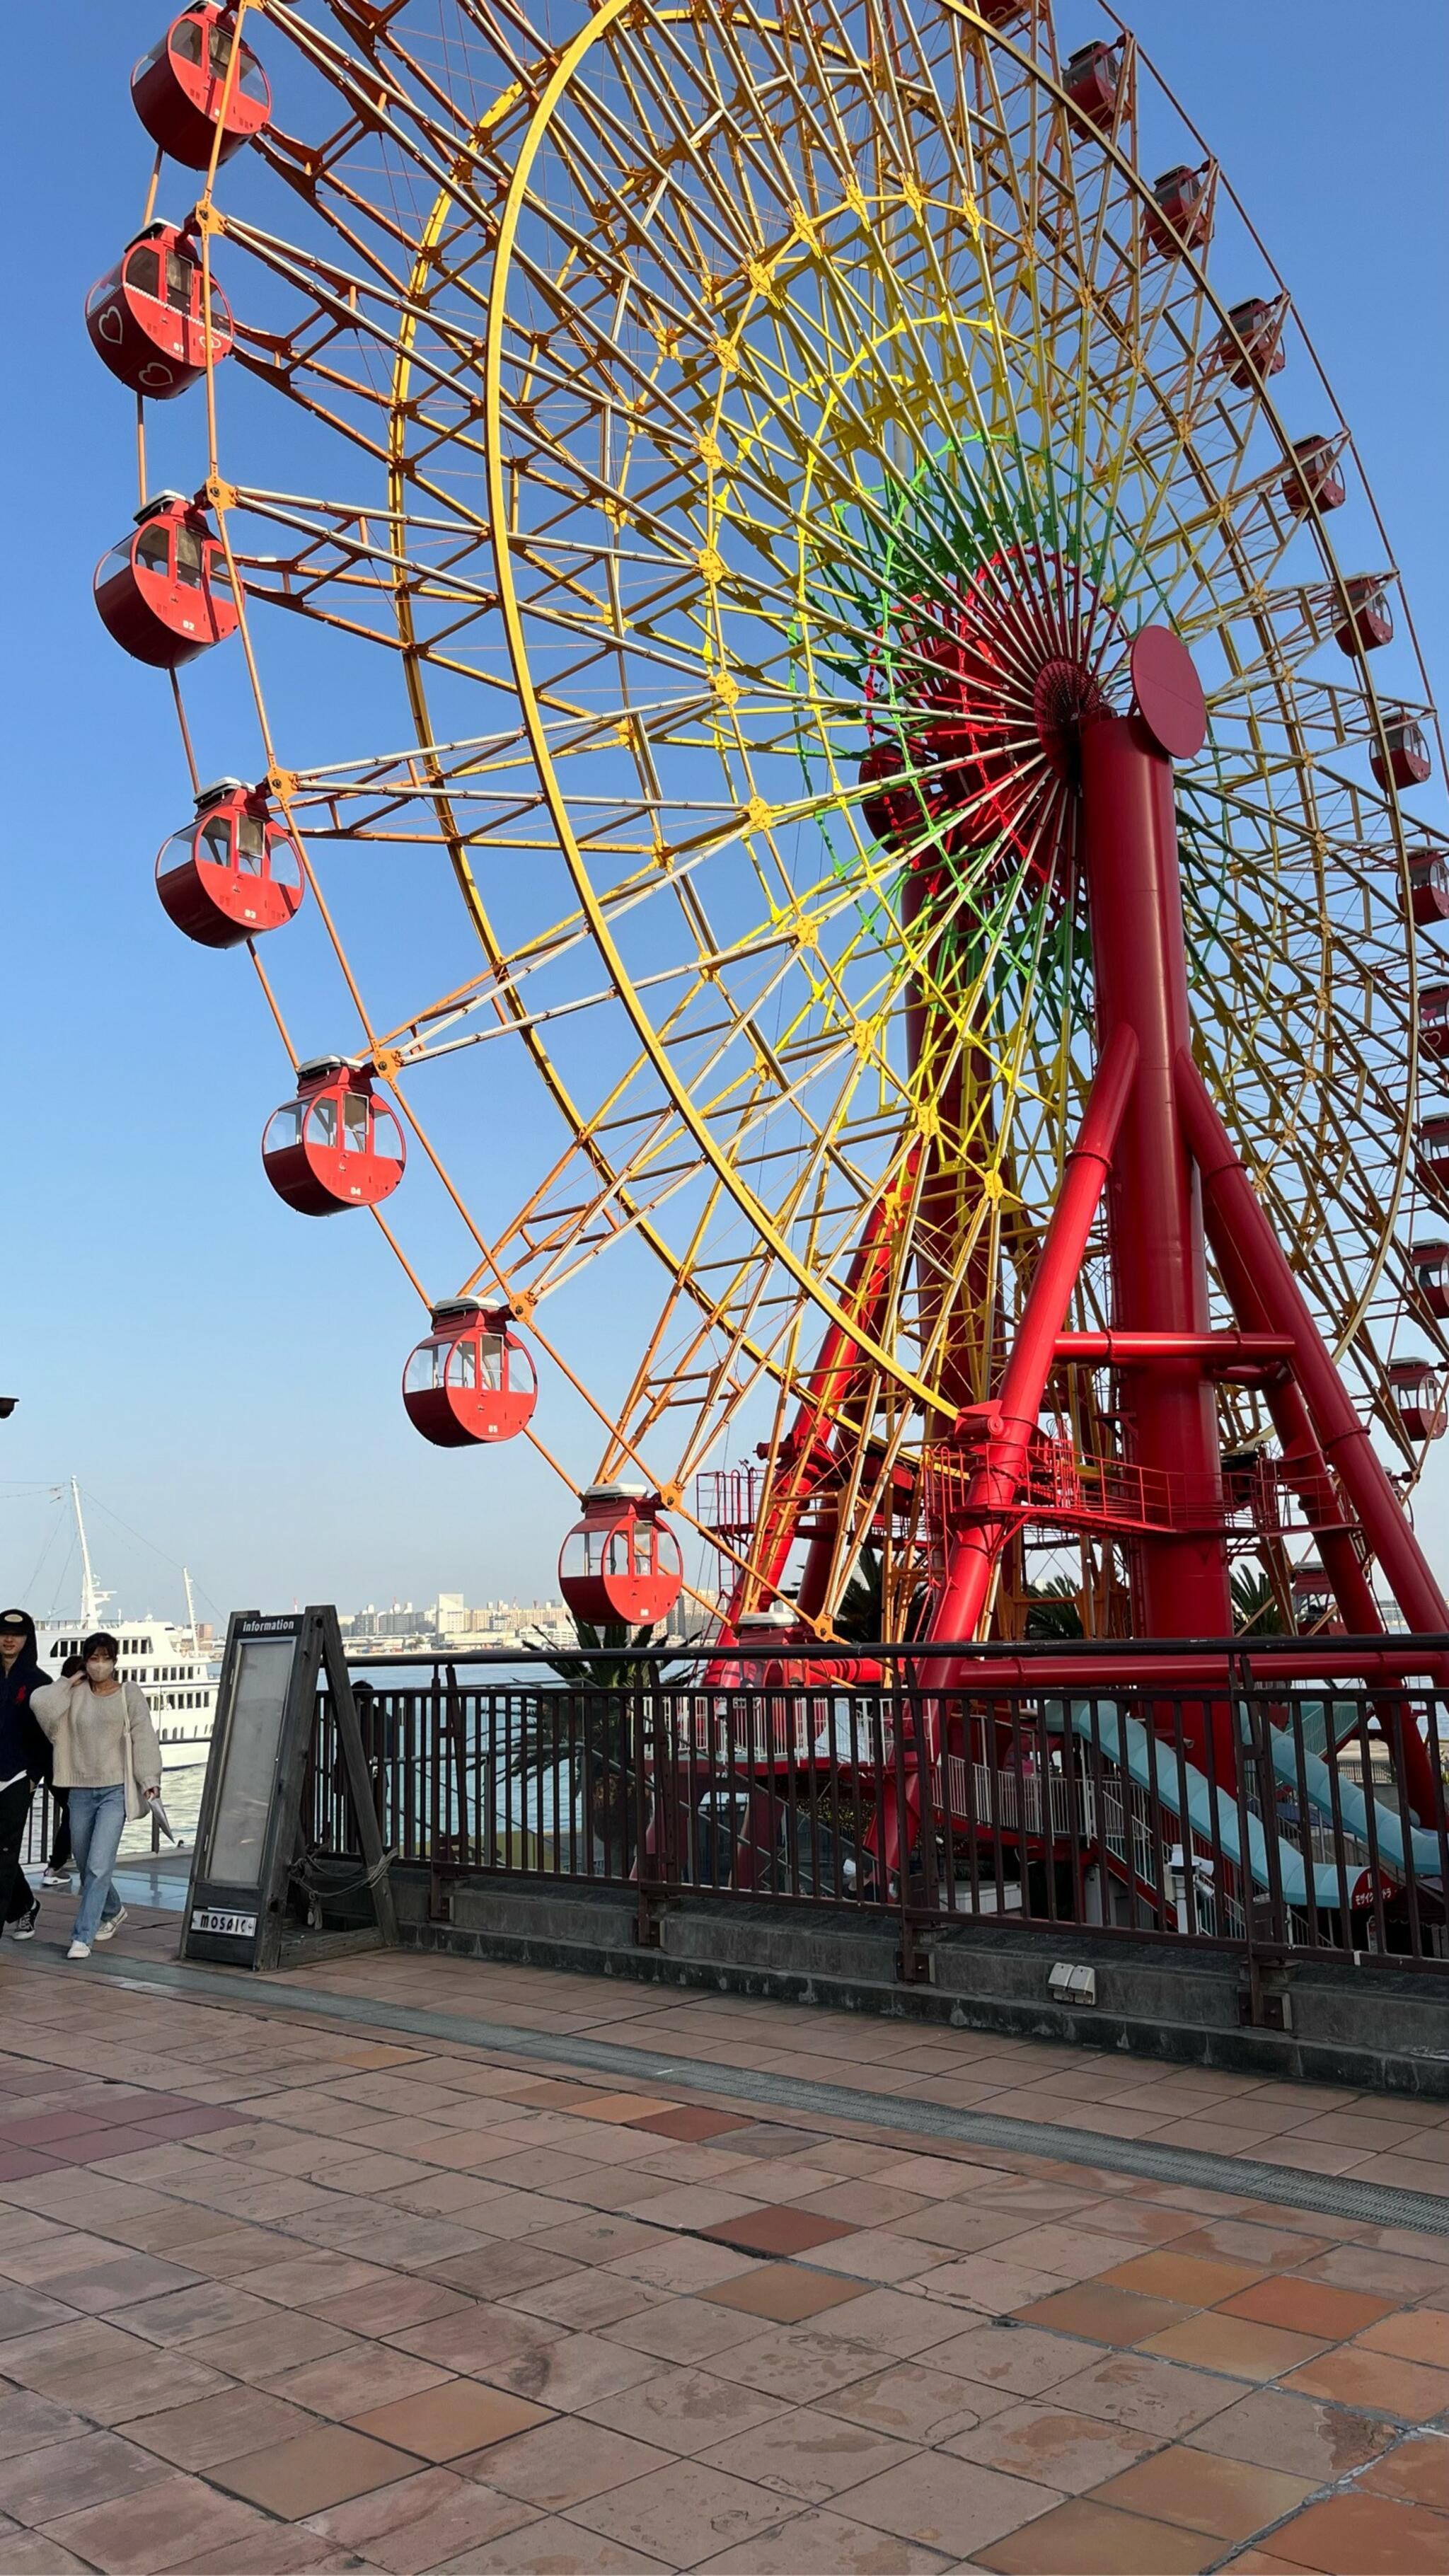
[
  {"x1": 41, "y1": 1868, "x2": 73, "y2": 1888},
  {"x1": 93, "y1": 1909, "x2": 127, "y2": 1942},
  {"x1": 67, "y1": 1940, "x2": 91, "y2": 1960}
]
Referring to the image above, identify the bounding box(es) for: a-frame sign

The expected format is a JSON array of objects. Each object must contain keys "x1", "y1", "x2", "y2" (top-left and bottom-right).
[{"x1": 180, "y1": 1606, "x2": 397, "y2": 1970}]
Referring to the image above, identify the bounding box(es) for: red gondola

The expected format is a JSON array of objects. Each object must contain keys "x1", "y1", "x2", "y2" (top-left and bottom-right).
[
  {"x1": 156, "y1": 780, "x2": 304, "y2": 948},
  {"x1": 1409, "y1": 850, "x2": 1449, "y2": 928},
  {"x1": 132, "y1": 8, "x2": 271, "y2": 167},
  {"x1": 1334, "y1": 577, "x2": 1393, "y2": 657},
  {"x1": 84, "y1": 222, "x2": 233, "y2": 399},
  {"x1": 402, "y1": 1300, "x2": 538, "y2": 1448},
  {"x1": 558, "y1": 1486, "x2": 683, "y2": 1631},
  {"x1": 974, "y1": 0, "x2": 1031, "y2": 23},
  {"x1": 1218, "y1": 297, "x2": 1287, "y2": 391},
  {"x1": 261, "y1": 1060, "x2": 405, "y2": 1216},
  {"x1": 1372, "y1": 715, "x2": 1433, "y2": 793},
  {"x1": 1419, "y1": 1116, "x2": 1449, "y2": 1194},
  {"x1": 1145, "y1": 163, "x2": 1213, "y2": 258},
  {"x1": 1412, "y1": 1242, "x2": 1449, "y2": 1322},
  {"x1": 1062, "y1": 40, "x2": 1121, "y2": 127},
  {"x1": 1419, "y1": 986, "x2": 1449, "y2": 1063},
  {"x1": 93, "y1": 495, "x2": 238, "y2": 669},
  {"x1": 1390, "y1": 1361, "x2": 1448, "y2": 1443},
  {"x1": 1281, "y1": 434, "x2": 1346, "y2": 518}
]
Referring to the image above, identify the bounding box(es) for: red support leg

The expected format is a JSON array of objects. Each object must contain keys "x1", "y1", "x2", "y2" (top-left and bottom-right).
[
  {"x1": 929, "y1": 1022, "x2": 1139, "y2": 1668},
  {"x1": 1078, "y1": 712, "x2": 1234, "y2": 1650}
]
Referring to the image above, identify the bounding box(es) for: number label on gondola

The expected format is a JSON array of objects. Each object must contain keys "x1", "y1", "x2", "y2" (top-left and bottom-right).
[{"x1": 192, "y1": 1907, "x2": 258, "y2": 1937}]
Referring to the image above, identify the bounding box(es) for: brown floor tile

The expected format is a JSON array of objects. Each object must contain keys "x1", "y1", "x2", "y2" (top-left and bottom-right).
[
  {"x1": 507, "y1": 2269, "x2": 663, "y2": 2334},
  {"x1": 210, "y1": 2424, "x2": 419, "y2": 2519},
  {"x1": 434, "y1": 2509, "x2": 671, "y2": 2569},
  {"x1": 471, "y1": 2326, "x2": 662, "y2": 2413},
  {"x1": 1266, "y1": 2490, "x2": 1449, "y2": 2571},
  {"x1": 117, "y1": 2386, "x2": 321, "y2": 2472},
  {"x1": 350, "y1": 2380, "x2": 550, "y2": 2461},
  {"x1": 1090, "y1": 2443, "x2": 1315, "y2": 2540},
  {"x1": 628, "y1": 2108, "x2": 752, "y2": 2144},
  {"x1": 0, "y1": 2390, "x2": 91, "y2": 2461},
  {"x1": 331, "y1": 2473, "x2": 541, "y2": 2573},
  {"x1": 698, "y1": 2206, "x2": 858, "y2": 2258},
  {"x1": 264, "y1": 2343, "x2": 451, "y2": 2420},
  {"x1": 111, "y1": 2282, "x2": 277, "y2": 2349},
  {"x1": 1015, "y1": 2282, "x2": 1194, "y2": 2347},
  {"x1": 183, "y1": 2311, "x2": 354, "y2": 2384},
  {"x1": 947, "y1": 2402, "x2": 1154, "y2": 2493},
  {"x1": 1170, "y1": 2221, "x2": 1337, "y2": 2270},
  {"x1": 0, "y1": 2291, "x2": 76, "y2": 2342},
  {"x1": 568, "y1": 2454, "x2": 792, "y2": 2565},
  {"x1": 569, "y1": 2094, "x2": 677, "y2": 2125},
  {"x1": 587, "y1": 2360, "x2": 794, "y2": 2457},
  {"x1": 1359, "y1": 2311, "x2": 1449, "y2": 2368},
  {"x1": 307, "y1": 2274, "x2": 471, "y2": 2337},
  {"x1": 825, "y1": 2357, "x2": 1012, "y2": 2444},
  {"x1": 972, "y1": 2497, "x2": 1221, "y2": 2572},
  {"x1": 181, "y1": 2535, "x2": 349, "y2": 2574},
  {"x1": 388, "y1": 2301, "x2": 564, "y2": 2376},
  {"x1": 421, "y1": 2243, "x2": 578, "y2": 2301},
  {"x1": 698, "y1": 2403, "x2": 914, "y2": 2505},
  {"x1": 1361, "y1": 2435, "x2": 1449, "y2": 2509},
  {"x1": 1099, "y1": 2251, "x2": 1270, "y2": 2305},
  {"x1": 1047, "y1": 2347, "x2": 1238, "y2": 2439},
  {"x1": 0, "y1": 2318, "x2": 231, "y2": 2425},
  {"x1": 601, "y1": 2295, "x2": 768, "y2": 2366},
  {"x1": 698, "y1": 2265, "x2": 867, "y2": 2324},
  {"x1": 693, "y1": 2501, "x2": 950, "y2": 2571},
  {"x1": 478, "y1": 2416, "x2": 672, "y2": 2510},
  {"x1": 1187, "y1": 2386, "x2": 1394, "y2": 2481},
  {"x1": 40, "y1": 2470, "x2": 272, "y2": 2572},
  {"x1": 843, "y1": 2449, "x2": 1059, "y2": 2554},
  {"x1": 0, "y1": 2430, "x2": 166, "y2": 2526},
  {"x1": 1138, "y1": 2313, "x2": 1331, "y2": 2381},
  {"x1": 926, "y1": 2321, "x2": 1097, "y2": 2399},
  {"x1": 1282, "y1": 2347, "x2": 1449, "y2": 2420},
  {"x1": 1217, "y1": 2279, "x2": 1399, "y2": 2339},
  {"x1": 606, "y1": 2236, "x2": 760, "y2": 2296}
]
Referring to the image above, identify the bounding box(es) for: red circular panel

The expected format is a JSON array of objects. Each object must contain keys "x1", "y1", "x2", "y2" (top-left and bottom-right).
[{"x1": 1130, "y1": 626, "x2": 1207, "y2": 759}]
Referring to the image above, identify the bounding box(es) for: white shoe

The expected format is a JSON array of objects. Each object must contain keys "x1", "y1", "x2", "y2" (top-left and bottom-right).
[
  {"x1": 41, "y1": 1868, "x2": 72, "y2": 1888},
  {"x1": 93, "y1": 1909, "x2": 127, "y2": 1942},
  {"x1": 67, "y1": 1940, "x2": 91, "y2": 1960}
]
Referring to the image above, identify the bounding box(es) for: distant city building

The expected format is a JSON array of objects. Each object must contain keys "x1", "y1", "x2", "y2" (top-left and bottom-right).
[{"x1": 336, "y1": 1595, "x2": 576, "y2": 1651}]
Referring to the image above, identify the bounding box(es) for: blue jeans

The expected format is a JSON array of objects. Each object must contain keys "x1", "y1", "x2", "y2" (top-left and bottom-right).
[{"x1": 69, "y1": 1786, "x2": 127, "y2": 1946}]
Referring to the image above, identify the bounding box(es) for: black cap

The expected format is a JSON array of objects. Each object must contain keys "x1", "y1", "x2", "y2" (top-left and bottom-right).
[{"x1": 0, "y1": 1611, "x2": 30, "y2": 1633}]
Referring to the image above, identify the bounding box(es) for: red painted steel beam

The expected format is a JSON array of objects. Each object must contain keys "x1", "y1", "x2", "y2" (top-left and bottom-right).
[
  {"x1": 1053, "y1": 1330, "x2": 1295, "y2": 1368},
  {"x1": 927, "y1": 1022, "x2": 1139, "y2": 1669},
  {"x1": 1175, "y1": 1048, "x2": 1449, "y2": 1647},
  {"x1": 716, "y1": 1146, "x2": 919, "y2": 1642},
  {"x1": 1078, "y1": 702, "x2": 1233, "y2": 1652}
]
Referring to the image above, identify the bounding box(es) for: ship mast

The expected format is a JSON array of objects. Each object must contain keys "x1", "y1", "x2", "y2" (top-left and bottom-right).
[
  {"x1": 183, "y1": 1566, "x2": 198, "y2": 1648},
  {"x1": 72, "y1": 1477, "x2": 104, "y2": 1633}
]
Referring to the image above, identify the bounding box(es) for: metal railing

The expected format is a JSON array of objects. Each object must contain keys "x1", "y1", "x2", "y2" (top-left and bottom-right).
[{"x1": 301, "y1": 1638, "x2": 1449, "y2": 1986}]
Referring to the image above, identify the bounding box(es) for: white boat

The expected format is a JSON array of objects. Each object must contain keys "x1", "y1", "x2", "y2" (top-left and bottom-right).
[{"x1": 34, "y1": 1481, "x2": 218, "y2": 1772}]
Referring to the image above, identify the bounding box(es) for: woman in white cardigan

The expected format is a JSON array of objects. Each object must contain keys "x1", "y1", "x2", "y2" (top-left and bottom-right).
[{"x1": 33, "y1": 1633, "x2": 162, "y2": 1959}]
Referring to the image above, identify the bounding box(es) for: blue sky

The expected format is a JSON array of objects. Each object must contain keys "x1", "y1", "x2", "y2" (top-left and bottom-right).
[{"x1": 3, "y1": 1, "x2": 1446, "y2": 1627}]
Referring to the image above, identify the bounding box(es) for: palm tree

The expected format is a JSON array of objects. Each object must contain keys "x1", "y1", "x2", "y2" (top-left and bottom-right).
[
  {"x1": 1023, "y1": 1575, "x2": 1085, "y2": 1639},
  {"x1": 1231, "y1": 1568, "x2": 1287, "y2": 1636},
  {"x1": 835, "y1": 1546, "x2": 930, "y2": 1643}
]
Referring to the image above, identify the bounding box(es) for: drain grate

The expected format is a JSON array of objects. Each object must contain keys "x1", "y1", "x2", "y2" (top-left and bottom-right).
[{"x1": 29, "y1": 1941, "x2": 1449, "y2": 2240}]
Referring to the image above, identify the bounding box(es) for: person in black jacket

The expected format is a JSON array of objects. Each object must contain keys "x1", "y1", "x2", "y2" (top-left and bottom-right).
[{"x1": 0, "y1": 1610, "x2": 47, "y2": 1939}]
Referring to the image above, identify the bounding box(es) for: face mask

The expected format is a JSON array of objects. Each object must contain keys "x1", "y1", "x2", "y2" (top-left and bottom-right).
[{"x1": 86, "y1": 1657, "x2": 115, "y2": 1682}]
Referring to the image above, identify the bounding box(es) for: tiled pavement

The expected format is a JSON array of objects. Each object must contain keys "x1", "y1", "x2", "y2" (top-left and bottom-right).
[{"x1": 5, "y1": 1904, "x2": 1449, "y2": 2570}]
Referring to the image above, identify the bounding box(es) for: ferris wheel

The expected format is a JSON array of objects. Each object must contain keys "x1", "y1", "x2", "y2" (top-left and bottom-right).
[{"x1": 90, "y1": 0, "x2": 1449, "y2": 1649}]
